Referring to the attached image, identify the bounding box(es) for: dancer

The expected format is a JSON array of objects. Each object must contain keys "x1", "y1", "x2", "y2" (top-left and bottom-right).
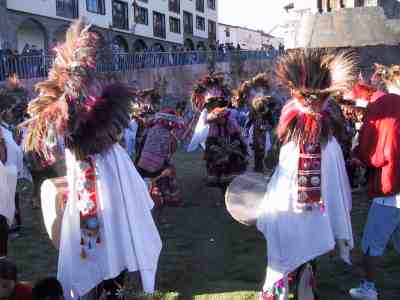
[
  {"x1": 0, "y1": 123, "x2": 23, "y2": 258},
  {"x1": 237, "y1": 73, "x2": 277, "y2": 173},
  {"x1": 257, "y1": 49, "x2": 355, "y2": 300},
  {"x1": 345, "y1": 82, "x2": 400, "y2": 300},
  {"x1": 136, "y1": 108, "x2": 184, "y2": 208},
  {"x1": 371, "y1": 63, "x2": 400, "y2": 95},
  {"x1": 190, "y1": 72, "x2": 247, "y2": 188},
  {"x1": 23, "y1": 20, "x2": 161, "y2": 300}
]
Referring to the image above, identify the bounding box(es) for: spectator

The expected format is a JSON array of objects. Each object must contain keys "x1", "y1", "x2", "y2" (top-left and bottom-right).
[
  {"x1": 0, "y1": 259, "x2": 32, "y2": 300},
  {"x1": 32, "y1": 277, "x2": 63, "y2": 300},
  {"x1": 279, "y1": 43, "x2": 285, "y2": 54},
  {"x1": 21, "y1": 44, "x2": 30, "y2": 56}
]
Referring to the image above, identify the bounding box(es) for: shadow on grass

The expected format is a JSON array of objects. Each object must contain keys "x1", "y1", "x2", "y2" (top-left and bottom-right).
[{"x1": 8, "y1": 150, "x2": 400, "y2": 300}]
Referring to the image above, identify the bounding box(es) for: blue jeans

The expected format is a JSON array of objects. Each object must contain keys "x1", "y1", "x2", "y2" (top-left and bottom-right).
[{"x1": 362, "y1": 202, "x2": 400, "y2": 256}]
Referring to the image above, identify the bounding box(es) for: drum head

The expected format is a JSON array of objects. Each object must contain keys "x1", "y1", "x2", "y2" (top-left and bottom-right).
[
  {"x1": 41, "y1": 177, "x2": 67, "y2": 249},
  {"x1": 225, "y1": 172, "x2": 269, "y2": 226}
]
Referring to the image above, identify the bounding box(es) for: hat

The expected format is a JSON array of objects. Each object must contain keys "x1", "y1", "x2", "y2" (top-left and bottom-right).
[
  {"x1": 276, "y1": 49, "x2": 358, "y2": 113},
  {"x1": 191, "y1": 72, "x2": 231, "y2": 112}
]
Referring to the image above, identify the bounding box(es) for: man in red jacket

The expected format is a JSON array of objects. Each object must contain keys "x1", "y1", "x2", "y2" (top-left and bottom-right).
[{"x1": 345, "y1": 83, "x2": 400, "y2": 300}]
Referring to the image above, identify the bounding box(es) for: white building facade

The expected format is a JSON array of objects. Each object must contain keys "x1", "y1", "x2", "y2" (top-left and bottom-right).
[
  {"x1": 1, "y1": 0, "x2": 218, "y2": 53},
  {"x1": 218, "y1": 23, "x2": 283, "y2": 50}
]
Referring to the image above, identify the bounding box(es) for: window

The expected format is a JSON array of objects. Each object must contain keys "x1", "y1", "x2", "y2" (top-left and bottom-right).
[
  {"x1": 112, "y1": 0, "x2": 129, "y2": 30},
  {"x1": 170, "y1": 17, "x2": 181, "y2": 34},
  {"x1": 225, "y1": 27, "x2": 230, "y2": 37},
  {"x1": 56, "y1": 0, "x2": 79, "y2": 19},
  {"x1": 208, "y1": 20, "x2": 216, "y2": 38},
  {"x1": 207, "y1": 0, "x2": 216, "y2": 10},
  {"x1": 136, "y1": 6, "x2": 148, "y2": 25},
  {"x1": 169, "y1": 0, "x2": 180, "y2": 13},
  {"x1": 354, "y1": 0, "x2": 364, "y2": 7},
  {"x1": 196, "y1": 0, "x2": 204, "y2": 12},
  {"x1": 153, "y1": 11, "x2": 166, "y2": 39},
  {"x1": 86, "y1": 0, "x2": 105, "y2": 14},
  {"x1": 183, "y1": 11, "x2": 193, "y2": 34},
  {"x1": 196, "y1": 16, "x2": 205, "y2": 31}
]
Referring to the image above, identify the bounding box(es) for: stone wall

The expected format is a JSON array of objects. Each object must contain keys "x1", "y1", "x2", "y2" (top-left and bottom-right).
[
  {"x1": 17, "y1": 59, "x2": 277, "y2": 103},
  {"x1": 292, "y1": 7, "x2": 400, "y2": 48}
]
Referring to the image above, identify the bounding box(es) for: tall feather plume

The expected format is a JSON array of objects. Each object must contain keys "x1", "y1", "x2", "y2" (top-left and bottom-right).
[
  {"x1": 191, "y1": 72, "x2": 231, "y2": 111},
  {"x1": 276, "y1": 49, "x2": 357, "y2": 146},
  {"x1": 276, "y1": 49, "x2": 358, "y2": 97},
  {"x1": 23, "y1": 19, "x2": 133, "y2": 159}
]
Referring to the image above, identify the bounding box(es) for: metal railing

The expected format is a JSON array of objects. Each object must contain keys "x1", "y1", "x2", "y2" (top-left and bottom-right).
[{"x1": 0, "y1": 50, "x2": 278, "y2": 81}]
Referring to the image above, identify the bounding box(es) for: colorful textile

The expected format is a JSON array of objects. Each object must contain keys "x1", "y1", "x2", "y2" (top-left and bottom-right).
[
  {"x1": 149, "y1": 165, "x2": 180, "y2": 208},
  {"x1": 207, "y1": 109, "x2": 241, "y2": 138},
  {"x1": 261, "y1": 264, "x2": 317, "y2": 300},
  {"x1": 74, "y1": 157, "x2": 100, "y2": 259},
  {"x1": 298, "y1": 143, "x2": 324, "y2": 211},
  {"x1": 137, "y1": 124, "x2": 176, "y2": 173},
  {"x1": 204, "y1": 108, "x2": 247, "y2": 184}
]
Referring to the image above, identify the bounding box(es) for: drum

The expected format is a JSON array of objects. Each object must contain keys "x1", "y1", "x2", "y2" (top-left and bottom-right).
[
  {"x1": 225, "y1": 172, "x2": 269, "y2": 226},
  {"x1": 40, "y1": 177, "x2": 68, "y2": 249}
]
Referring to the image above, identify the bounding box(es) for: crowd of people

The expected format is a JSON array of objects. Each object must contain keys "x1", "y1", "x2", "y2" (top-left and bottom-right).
[{"x1": 0, "y1": 19, "x2": 400, "y2": 300}]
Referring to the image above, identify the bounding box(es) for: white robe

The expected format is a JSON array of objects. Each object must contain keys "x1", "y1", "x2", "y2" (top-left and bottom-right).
[
  {"x1": 58, "y1": 144, "x2": 162, "y2": 300},
  {"x1": 0, "y1": 126, "x2": 23, "y2": 225},
  {"x1": 257, "y1": 138, "x2": 353, "y2": 291},
  {"x1": 187, "y1": 109, "x2": 209, "y2": 152},
  {"x1": 124, "y1": 120, "x2": 139, "y2": 157},
  {"x1": 246, "y1": 125, "x2": 272, "y2": 159}
]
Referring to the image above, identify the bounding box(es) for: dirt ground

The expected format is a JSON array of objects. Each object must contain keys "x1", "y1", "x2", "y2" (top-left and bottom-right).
[{"x1": 9, "y1": 150, "x2": 400, "y2": 300}]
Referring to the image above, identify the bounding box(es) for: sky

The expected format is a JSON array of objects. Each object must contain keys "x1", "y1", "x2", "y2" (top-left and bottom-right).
[{"x1": 218, "y1": 0, "x2": 288, "y2": 37}]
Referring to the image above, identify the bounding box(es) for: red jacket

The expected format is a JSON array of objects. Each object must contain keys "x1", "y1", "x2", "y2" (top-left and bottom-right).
[
  {"x1": 356, "y1": 92, "x2": 400, "y2": 197},
  {"x1": 13, "y1": 282, "x2": 33, "y2": 300}
]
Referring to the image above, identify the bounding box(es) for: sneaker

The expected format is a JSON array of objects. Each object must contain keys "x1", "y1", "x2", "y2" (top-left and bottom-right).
[{"x1": 349, "y1": 281, "x2": 378, "y2": 300}]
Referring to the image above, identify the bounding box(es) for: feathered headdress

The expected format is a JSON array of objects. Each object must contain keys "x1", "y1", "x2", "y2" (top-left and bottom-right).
[
  {"x1": 371, "y1": 63, "x2": 400, "y2": 91},
  {"x1": 23, "y1": 19, "x2": 134, "y2": 160},
  {"x1": 237, "y1": 73, "x2": 277, "y2": 116},
  {"x1": 0, "y1": 75, "x2": 28, "y2": 124},
  {"x1": 276, "y1": 49, "x2": 357, "y2": 145},
  {"x1": 191, "y1": 72, "x2": 231, "y2": 112},
  {"x1": 276, "y1": 49, "x2": 358, "y2": 113},
  {"x1": 238, "y1": 73, "x2": 270, "y2": 102}
]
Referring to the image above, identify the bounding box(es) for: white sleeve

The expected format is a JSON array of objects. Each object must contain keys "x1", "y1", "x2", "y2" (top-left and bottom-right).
[{"x1": 187, "y1": 109, "x2": 209, "y2": 152}]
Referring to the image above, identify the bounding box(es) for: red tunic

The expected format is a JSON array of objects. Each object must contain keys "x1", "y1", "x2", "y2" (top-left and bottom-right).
[
  {"x1": 356, "y1": 92, "x2": 400, "y2": 197},
  {"x1": 13, "y1": 282, "x2": 33, "y2": 300}
]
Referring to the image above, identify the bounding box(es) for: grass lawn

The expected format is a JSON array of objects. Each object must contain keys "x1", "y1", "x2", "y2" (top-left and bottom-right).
[{"x1": 9, "y1": 150, "x2": 400, "y2": 300}]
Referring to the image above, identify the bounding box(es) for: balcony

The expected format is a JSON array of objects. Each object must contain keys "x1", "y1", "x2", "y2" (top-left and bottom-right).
[{"x1": 56, "y1": 0, "x2": 79, "y2": 19}]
